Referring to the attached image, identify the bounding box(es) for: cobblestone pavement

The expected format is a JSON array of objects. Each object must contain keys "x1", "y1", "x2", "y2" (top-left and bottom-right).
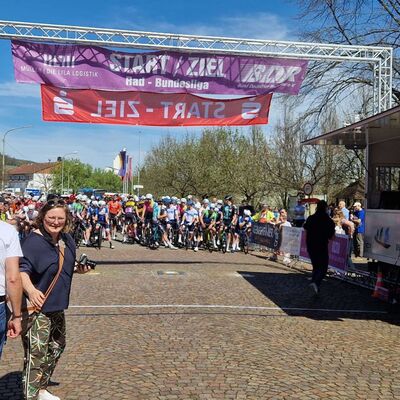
[{"x1": 1, "y1": 240, "x2": 399, "y2": 399}]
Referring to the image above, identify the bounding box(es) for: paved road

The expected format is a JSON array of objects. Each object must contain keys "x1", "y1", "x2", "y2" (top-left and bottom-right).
[{"x1": 1, "y1": 240, "x2": 399, "y2": 399}]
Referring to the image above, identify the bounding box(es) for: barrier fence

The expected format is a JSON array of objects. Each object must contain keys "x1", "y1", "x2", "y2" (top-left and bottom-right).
[{"x1": 250, "y1": 223, "x2": 349, "y2": 272}]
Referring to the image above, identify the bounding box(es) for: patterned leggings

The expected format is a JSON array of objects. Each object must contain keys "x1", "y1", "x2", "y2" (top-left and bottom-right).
[{"x1": 22, "y1": 311, "x2": 66, "y2": 400}]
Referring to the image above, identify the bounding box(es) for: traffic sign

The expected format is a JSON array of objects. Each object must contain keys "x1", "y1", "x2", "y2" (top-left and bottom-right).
[
  {"x1": 133, "y1": 185, "x2": 144, "y2": 189},
  {"x1": 303, "y1": 182, "x2": 313, "y2": 196}
]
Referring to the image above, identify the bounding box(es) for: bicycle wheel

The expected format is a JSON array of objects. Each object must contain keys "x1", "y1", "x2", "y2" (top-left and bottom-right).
[
  {"x1": 97, "y1": 229, "x2": 102, "y2": 249},
  {"x1": 221, "y1": 233, "x2": 227, "y2": 253},
  {"x1": 185, "y1": 230, "x2": 191, "y2": 250},
  {"x1": 73, "y1": 225, "x2": 83, "y2": 248},
  {"x1": 243, "y1": 234, "x2": 249, "y2": 254}
]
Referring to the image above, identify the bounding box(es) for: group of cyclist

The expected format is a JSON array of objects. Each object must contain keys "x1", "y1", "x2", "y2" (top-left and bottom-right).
[
  {"x1": 0, "y1": 191, "x2": 291, "y2": 254},
  {"x1": 69, "y1": 193, "x2": 254, "y2": 252}
]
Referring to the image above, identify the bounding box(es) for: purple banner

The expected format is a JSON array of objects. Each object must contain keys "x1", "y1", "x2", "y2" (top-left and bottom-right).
[
  {"x1": 300, "y1": 233, "x2": 349, "y2": 272},
  {"x1": 12, "y1": 40, "x2": 308, "y2": 95}
]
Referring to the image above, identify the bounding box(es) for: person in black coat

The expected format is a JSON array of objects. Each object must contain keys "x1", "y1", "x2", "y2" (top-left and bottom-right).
[{"x1": 303, "y1": 200, "x2": 335, "y2": 295}]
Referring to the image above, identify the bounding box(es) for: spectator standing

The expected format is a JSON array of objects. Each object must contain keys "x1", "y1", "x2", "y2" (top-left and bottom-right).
[
  {"x1": 253, "y1": 204, "x2": 273, "y2": 224},
  {"x1": 352, "y1": 202, "x2": 365, "y2": 258},
  {"x1": 19, "y1": 199, "x2": 91, "y2": 400},
  {"x1": 338, "y1": 200, "x2": 350, "y2": 220},
  {"x1": 293, "y1": 200, "x2": 306, "y2": 227},
  {"x1": 277, "y1": 210, "x2": 292, "y2": 265},
  {"x1": 303, "y1": 200, "x2": 335, "y2": 295},
  {"x1": 0, "y1": 212, "x2": 23, "y2": 359},
  {"x1": 0, "y1": 198, "x2": 7, "y2": 222}
]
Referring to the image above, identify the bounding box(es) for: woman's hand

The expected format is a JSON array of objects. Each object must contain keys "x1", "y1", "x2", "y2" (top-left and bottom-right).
[
  {"x1": 75, "y1": 264, "x2": 91, "y2": 274},
  {"x1": 28, "y1": 288, "x2": 45, "y2": 309}
]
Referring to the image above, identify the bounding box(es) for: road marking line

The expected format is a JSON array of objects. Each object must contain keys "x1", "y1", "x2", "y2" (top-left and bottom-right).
[{"x1": 69, "y1": 304, "x2": 388, "y2": 314}]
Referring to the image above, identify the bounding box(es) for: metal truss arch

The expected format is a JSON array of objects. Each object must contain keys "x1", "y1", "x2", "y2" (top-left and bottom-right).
[{"x1": 0, "y1": 20, "x2": 393, "y2": 113}]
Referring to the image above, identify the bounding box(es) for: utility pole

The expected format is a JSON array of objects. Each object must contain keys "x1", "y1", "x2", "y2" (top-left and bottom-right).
[{"x1": 1, "y1": 126, "x2": 31, "y2": 190}]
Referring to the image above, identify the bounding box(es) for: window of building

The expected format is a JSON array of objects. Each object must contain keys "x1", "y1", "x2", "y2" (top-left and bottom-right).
[{"x1": 375, "y1": 166, "x2": 400, "y2": 192}]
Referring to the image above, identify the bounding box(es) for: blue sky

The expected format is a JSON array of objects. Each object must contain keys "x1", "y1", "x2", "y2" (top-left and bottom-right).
[{"x1": 0, "y1": 1, "x2": 299, "y2": 170}]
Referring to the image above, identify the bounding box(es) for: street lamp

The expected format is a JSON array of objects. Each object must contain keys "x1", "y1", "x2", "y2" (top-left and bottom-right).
[
  {"x1": 60, "y1": 151, "x2": 78, "y2": 194},
  {"x1": 2, "y1": 125, "x2": 32, "y2": 190}
]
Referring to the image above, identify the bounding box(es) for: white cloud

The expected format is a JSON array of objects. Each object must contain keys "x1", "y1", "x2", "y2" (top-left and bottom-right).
[{"x1": 110, "y1": 11, "x2": 291, "y2": 42}]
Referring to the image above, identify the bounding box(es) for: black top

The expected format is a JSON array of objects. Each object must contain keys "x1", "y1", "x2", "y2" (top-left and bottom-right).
[
  {"x1": 303, "y1": 211, "x2": 335, "y2": 250},
  {"x1": 20, "y1": 232, "x2": 76, "y2": 313}
]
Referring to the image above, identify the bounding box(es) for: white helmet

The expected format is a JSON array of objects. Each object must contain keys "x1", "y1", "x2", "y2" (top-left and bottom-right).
[
  {"x1": 210, "y1": 203, "x2": 216, "y2": 209},
  {"x1": 81, "y1": 195, "x2": 88, "y2": 201},
  {"x1": 92, "y1": 200, "x2": 98, "y2": 207},
  {"x1": 76, "y1": 194, "x2": 83, "y2": 200},
  {"x1": 202, "y1": 199, "x2": 210, "y2": 204},
  {"x1": 145, "y1": 193, "x2": 153, "y2": 200},
  {"x1": 99, "y1": 200, "x2": 106, "y2": 206},
  {"x1": 28, "y1": 204, "x2": 35, "y2": 210},
  {"x1": 86, "y1": 199, "x2": 91, "y2": 205},
  {"x1": 181, "y1": 198, "x2": 187, "y2": 203},
  {"x1": 244, "y1": 209, "x2": 251, "y2": 216},
  {"x1": 32, "y1": 196, "x2": 39, "y2": 201},
  {"x1": 133, "y1": 195, "x2": 139, "y2": 202},
  {"x1": 195, "y1": 202, "x2": 201, "y2": 209}
]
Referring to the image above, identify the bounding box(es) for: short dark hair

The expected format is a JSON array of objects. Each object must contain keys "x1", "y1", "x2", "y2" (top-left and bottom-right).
[{"x1": 316, "y1": 200, "x2": 328, "y2": 213}]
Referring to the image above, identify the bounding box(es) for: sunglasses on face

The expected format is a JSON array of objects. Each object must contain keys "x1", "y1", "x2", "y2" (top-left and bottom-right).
[{"x1": 46, "y1": 199, "x2": 66, "y2": 207}]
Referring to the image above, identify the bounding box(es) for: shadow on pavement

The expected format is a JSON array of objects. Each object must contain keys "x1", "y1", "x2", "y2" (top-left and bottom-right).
[
  {"x1": 0, "y1": 371, "x2": 22, "y2": 400},
  {"x1": 237, "y1": 271, "x2": 400, "y2": 326},
  {"x1": 0, "y1": 372, "x2": 59, "y2": 400}
]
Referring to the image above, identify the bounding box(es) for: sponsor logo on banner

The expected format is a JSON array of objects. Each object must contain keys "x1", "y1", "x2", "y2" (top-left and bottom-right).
[
  {"x1": 250, "y1": 222, "x2": 280, "y2": 250},
  {"x1": 13, "y1": 40, "x2": 308, "y2": 95},
  {"x1": 41, "y1": 85, "x2": 272, "y2": 126},
  {"x1": 300, "y1": 232, "x2": 349, "y2": 271}
]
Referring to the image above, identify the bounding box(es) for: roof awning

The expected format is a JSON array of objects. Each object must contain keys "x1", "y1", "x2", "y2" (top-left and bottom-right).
[{"x1": 302, "y1": 105, "x2": 400, "y2": 147}]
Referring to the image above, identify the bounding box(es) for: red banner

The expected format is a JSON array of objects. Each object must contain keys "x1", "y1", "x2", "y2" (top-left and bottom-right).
[{"x1": 41, "y1": 85, "x2": 272, "y2": 126}]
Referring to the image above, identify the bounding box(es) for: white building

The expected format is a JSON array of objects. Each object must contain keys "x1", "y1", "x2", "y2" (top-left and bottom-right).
[{"x1": 7, "y1": 162, "x2": 57, "y2": 193}]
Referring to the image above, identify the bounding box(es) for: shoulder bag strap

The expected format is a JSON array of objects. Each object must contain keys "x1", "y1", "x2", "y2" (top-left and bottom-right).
[{"x1": 42, "y1": 243, "x2": 65, "y2": 303}]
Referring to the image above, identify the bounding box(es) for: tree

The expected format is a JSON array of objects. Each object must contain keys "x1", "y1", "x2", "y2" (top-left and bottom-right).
[
  {"x1": 268, "y1": 104, "x2": 365, "y2": 207},
  {"x1": 51, "y1": 159, "x2": 122, "y2": 193},
  {"x1": 140, "y1": 127, "x2": 274, "y2": 205},
  {"x1": 293, "y1": 0, "x2": 400, "y2": 126}
]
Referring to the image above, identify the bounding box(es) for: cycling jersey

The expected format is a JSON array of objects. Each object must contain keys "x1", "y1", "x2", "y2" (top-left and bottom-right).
[
  {"x1": 124, "y1": 200, "x2": 135, "y2": 214},
  {"x1": 108, "y1": 200, "x2": 121, "y2": 215},
  {"x1": 97, "y1": 206, "x2": 108, "y2": 223},
  {"x1": 88, "y1": 206, "x2": 99, "y2": 219},
  {"x1": 166, "y1": 206, "x2": 178, "y2": 222},
  {"x1": 178, "y1": 204, "x2": 186, "y2": 217},
  {"x1": 183, "y1": 208, "x2": 198, "y2": 225},
  {"x1": 72, "y1": 202, "x2": 84, "y2": 216},
  {"x1": 238, "y1": 215, "x2": 253, "y2": 228},
  {"x1": 222, "y1": 204, "x2": 237, "y2": 222},
  {"x1": 201, "y1": 209, "x2": 213, "y2": 224},
  {"x1": 152, "y1": 202, "x2": 160, "y2": 221}
]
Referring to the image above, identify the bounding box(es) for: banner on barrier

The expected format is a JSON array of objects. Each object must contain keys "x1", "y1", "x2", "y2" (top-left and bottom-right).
[
  {"x1": 280, "y1": 226, "x2": 302, "y2": 255},
  {"x1": 300, "y1": 233, "x2": 349, "y2": 271},
  {"x1": 13, "y1": 40, "x2": 308, "y2": 95},
  {"x1": 250, "y1": 222, "x2": 280, "y2": 250},
  {"x1": 41, "y1": 85, "x2": 272, "y2": 126}
]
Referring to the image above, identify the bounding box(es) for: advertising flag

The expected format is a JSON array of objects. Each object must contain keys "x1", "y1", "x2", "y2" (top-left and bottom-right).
[
  {"x1": 13, "y1": 40, "x2": 308, "y2": 95},
  {"x1": 118, "y1": 149, "x2": 127, "y2": 180},
  {"x1": 41, "y1": 85, "x2": 273, "y2": 126}
]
